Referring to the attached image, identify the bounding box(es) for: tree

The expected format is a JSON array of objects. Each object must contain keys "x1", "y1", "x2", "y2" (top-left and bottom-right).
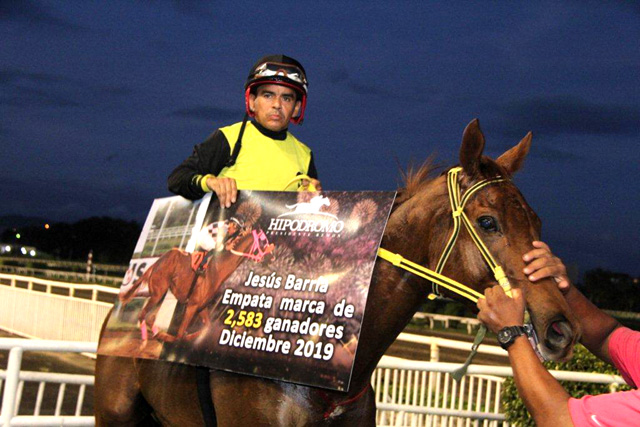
[
  {"x1": 1, "y1": 217, "x2": 141, "y2": 264},
  {"x1": 579, "y1": 269, "x2": 639, "y2": 312}
]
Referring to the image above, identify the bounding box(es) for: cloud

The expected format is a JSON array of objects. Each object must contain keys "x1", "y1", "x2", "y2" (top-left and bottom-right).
[
  {"x1": 0, "y1": 175, "x2": 155, "y2": 223},
  {"x1": 97, "y1": 85, "x2": 134, "y2": 97},
  {"x1": 497, "y1": 96, "x2": 640, "y2": 138},
  {"x1": 326, "y1": 67, "x2": 435, "y2": 103},
  {"x1": 326, "y1": 68, "x2": 349, "y2": 85},
  {"x1": 0, "y1": 125, "x2": 12, "y2": 137},
  {"x1": 0, "y1": 68, "x2": 69, "y2": 85},
  {"x1": 527, "y1": 144, "x2": 582, "y2": 161},
  {"x1": 169, "y1": 0, "x2": 214, "y2": 17},
  {"x1": 0, "y1": 67, "x2": 135, "y2": 109},
  {"x1": 1, "y1": 85, "x2": 80, "y2": 108},
  {"x1": 169, "y1": 106, "x2": 239, "y2": 122},
  {"x1": 0, "y1": 86, "x2": 80, "y2": 108},
  {"x1": 137, "y1": 0, "x2": 213, "y2": 18},
  {"x1": 0, "y1": 1, "x2": 87, "y2": 31},
  {"x1": 104, "y1": 153, "x2": 118, "y2": 163},
  {"x1": 482, "y1": 135, "x2": 583, "y2": 162}
]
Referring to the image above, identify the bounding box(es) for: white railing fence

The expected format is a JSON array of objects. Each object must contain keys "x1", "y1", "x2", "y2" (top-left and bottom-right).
[
  {"x1": 0, "y1": 339, "x2": 96, "y2": 427},
  {"x1": 0, "y1": 257, "x2": 127, "y2": 274},
  {"x1": 0, "y1": 274, "x2": 118, "y2": 343},
  {"x1": 0, "y1": 265, "x2": 121, "y2": 286},
  {"x1": 0, "y1": 257, "x2": 126, "y2": 287},
  {"x1": 412, "y1": 312, "x2": 481, "y2": 335},
  {"x1": 0, "y1": 275, "x2": 630, "y2": 426},
  {"x1": 0, "y1": 338, "x2": 626, "y2": 427},
  {"x1": 375, "y1": 358, "x2": 506, "y2": 427},
  {"x1": 373, "y1": 357, "x2": 625, "y2": 427}
]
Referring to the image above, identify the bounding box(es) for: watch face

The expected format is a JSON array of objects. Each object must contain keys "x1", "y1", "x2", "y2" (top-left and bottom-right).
[
  {"x1": 498, "y1": 329, "x2": 512, "y2": 344},
  {"x1": 498, "y1": 326, "x2": 525, "y2": 349}
]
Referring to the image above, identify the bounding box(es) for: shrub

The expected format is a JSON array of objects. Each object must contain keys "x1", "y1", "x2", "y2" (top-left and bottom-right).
[{"x1": 502, "y1": 344, "x2": 630, "y2": 426}]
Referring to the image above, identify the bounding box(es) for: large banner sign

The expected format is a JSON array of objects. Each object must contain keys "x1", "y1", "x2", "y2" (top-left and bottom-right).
[{"x1": 99, "y1": 190, "x2": 395, "y2": 391}]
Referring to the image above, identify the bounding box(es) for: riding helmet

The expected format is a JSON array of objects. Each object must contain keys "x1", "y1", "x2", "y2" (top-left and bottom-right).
[{"x1": 244, "y1": 54, "x2": 308, "y2": 125}]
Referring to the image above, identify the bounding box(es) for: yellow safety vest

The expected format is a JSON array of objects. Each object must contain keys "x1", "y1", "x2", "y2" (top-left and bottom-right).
[{"x1": 217, "y1": 122, "x2": 312, "y2": 191}]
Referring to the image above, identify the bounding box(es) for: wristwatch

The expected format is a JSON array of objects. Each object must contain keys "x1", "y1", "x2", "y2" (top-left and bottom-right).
[{"x1": 497, "y1": 326, "x2": 527, "y2": 350}]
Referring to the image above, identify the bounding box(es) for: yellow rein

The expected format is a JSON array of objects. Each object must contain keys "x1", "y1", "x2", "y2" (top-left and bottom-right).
[
  {"x1": 377, "y1": 167, "x2": 512, "y2": 303},
  {"x1": 377, "y1": 247, "x2": 484, "y2": 303}
]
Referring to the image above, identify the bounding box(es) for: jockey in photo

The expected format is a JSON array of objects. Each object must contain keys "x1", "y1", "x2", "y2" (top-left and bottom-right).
[{"x1": 195, "y1": 216, "x2": 244, "y2": 273}]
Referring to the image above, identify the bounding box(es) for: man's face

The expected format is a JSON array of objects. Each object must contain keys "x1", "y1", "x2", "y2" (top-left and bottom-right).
[{"x1": 249, "y1": 84, "x2": 301, "y2": 132}]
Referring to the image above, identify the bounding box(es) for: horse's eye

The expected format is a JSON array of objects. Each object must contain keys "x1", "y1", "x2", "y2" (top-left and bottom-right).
[{"x1": 477, "y1": 216, "x2": 499, "y2": 232}]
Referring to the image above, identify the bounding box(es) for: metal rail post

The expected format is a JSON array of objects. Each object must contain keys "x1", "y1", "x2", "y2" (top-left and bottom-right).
[{"x1": 1, "y1": 346, "x2": 24, "y2": 427}]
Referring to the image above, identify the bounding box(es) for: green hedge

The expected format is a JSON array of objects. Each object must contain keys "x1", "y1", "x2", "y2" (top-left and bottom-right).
[{"x1": 502, "y1": 344, "x2": 630, "y2": 426}]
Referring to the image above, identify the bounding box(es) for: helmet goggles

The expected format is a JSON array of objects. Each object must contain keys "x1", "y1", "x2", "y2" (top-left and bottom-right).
[{"x1": 249, "y1": 62, "x2": 308, "y2": 93}]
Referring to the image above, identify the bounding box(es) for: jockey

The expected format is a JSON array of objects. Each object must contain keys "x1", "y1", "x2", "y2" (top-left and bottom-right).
[
  {"x1": 168, "y1": 54, "x2": 322, "y2": 207},
  {"x1": 197, "y1": 217, "x2": 244, "y2": 252},
  {"x1": 194, "y1": 216, "x2": 244, "y2": 273}
]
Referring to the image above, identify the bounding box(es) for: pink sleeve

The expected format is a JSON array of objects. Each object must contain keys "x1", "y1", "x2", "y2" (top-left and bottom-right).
[
  {"x1": 568, "y1": 328, "x2": 640, "y2": 426},
  {"x1": 568, "y1": 390, "x2": 640, "y2": 426},
  {"x1": 608, "y1": 327, "x2": 640, "y2": 388}
]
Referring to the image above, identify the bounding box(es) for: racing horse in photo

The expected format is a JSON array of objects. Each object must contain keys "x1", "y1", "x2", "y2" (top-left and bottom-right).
[
  {"x1": 95, "y1": 119, "x2": 581, "y2": 426},
  {"x1": 117, "y1": 202, "x2": 275, "y2": 343}
]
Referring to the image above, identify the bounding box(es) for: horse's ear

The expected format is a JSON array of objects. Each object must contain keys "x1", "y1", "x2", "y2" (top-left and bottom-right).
[
  {"x1": 496, "y1": 131, "x2": 532, "y2": 175},
  {"x1": 460, "y1": 119, "x2": 485, "y2": 177}
]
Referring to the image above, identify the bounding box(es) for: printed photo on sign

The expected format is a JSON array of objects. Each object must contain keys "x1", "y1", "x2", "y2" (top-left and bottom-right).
[{"x1": 98, "y1": 190, "x2": 395, "y2": 391}]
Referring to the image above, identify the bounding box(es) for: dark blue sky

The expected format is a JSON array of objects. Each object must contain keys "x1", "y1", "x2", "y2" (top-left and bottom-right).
[{"x1": 1, "y1": 1, "x2": 638, "y2": 276}]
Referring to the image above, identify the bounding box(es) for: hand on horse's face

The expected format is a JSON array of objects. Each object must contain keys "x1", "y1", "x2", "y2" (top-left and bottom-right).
[
  {"x1": 477, "y1": 287, "x2": 525, "y2": 334},
  {"x1": 522, "y1": 241, "x2": 571, "y2": 294},
  {"x1": 206, "y1": 176, "x2": 237, "y2": 208}
]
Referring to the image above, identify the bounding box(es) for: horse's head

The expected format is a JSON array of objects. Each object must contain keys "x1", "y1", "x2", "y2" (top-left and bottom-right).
[
  {"x1": 407, "y1": 119, "x2": 580, "y2": 361},
  {"x1": 226, "y1": 224, "x2": 275, "y2": 263}
]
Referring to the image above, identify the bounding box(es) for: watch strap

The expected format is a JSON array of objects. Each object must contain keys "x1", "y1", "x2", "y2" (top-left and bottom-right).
[{"x1": 498, "y1": 325, "x2": 527, "y2": 350}]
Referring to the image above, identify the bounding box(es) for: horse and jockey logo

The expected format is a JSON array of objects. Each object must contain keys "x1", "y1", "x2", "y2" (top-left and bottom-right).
[
  {"x1": 268, "y1": 195, "x2": 344, "y2": 234},
  {"x1": 280, "y1": 196, "x2": 337, "y2": 219}
]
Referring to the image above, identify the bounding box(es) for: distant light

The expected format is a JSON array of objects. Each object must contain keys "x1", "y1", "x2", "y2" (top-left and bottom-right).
[
  {"x1": 4, "y1": 246, "x2": 10, "y2": 252},
  {"x1": 44, "y1": 224, "x2": 50, "y2": 229},
  {"x1": 29, "y1": 250, "x2": 36, "y2": 257},
  {"x1": 16, "y1": 233, "x2": 21, "y2": 239},
  {"x1": 20, "y1": 247, "x2": 27, "y2": 255}
]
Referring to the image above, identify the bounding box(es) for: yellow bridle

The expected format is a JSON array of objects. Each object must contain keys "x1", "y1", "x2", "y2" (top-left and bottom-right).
[
  {"x1": 284, "y1": 174, "x2": 318, "y2": 192},
  {"x1": 290, "y1": 169, "x2": 512, "y2": 302},
  {"x1": 377, "y1": 167, "x2": 512, "y2": 303}
]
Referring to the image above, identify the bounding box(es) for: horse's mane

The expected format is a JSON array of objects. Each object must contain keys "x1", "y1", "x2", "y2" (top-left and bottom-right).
[
  {"x1": 393, "y1": 155, "x2": 510, "y2": 208},
  {"x1": 236, "y1": 201, "x2": 262, "y2": 227},
  {"x1": 394, "y1": 156, "x2": 440, "y2": 207}
]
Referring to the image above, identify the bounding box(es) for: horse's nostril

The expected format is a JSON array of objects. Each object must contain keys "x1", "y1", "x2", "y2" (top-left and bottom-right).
[
  {"x1": 545, "y1": 319, "x2": 573, "y2": 350},
  {"x1": 551, "y1": 321, "x2": 564, "y2": 336}
]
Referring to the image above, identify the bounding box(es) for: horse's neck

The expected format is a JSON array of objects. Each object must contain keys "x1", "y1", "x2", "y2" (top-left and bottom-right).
[{"x1": 351, "y1": 187, "x2": 447, "y2": 388}]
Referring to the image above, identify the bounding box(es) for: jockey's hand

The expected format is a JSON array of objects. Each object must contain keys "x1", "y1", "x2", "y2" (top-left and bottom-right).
[
  {"x1": 477, "y1": 287, "x2": 525, "y2": 333},
  {"x1": 523, "y1": 241, "x2": 571, "y2": 294},
  {"x1": 206, "y1": 176, "x2": 237, "y2": 208},
  {"x1": 302, "y1": 178, "x2": 322, "y2": 192}
]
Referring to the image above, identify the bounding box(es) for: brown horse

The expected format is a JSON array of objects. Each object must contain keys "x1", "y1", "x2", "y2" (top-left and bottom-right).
[
  {"x1": 95, "y1": 119, "x2": 581, "y2": 426},
  {"x1": 118, "y1": 224, "x2": 275, "y2": 343}
]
